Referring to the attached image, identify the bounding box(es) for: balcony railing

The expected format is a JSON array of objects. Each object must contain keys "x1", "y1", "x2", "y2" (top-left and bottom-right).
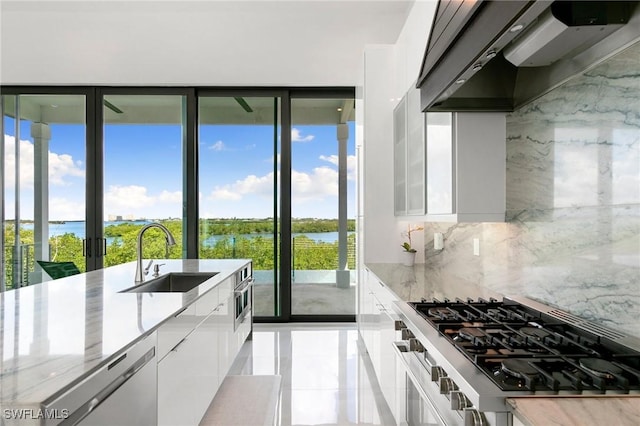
[{"x1": 3, "y1": 243, "x2": 41, "y2": 289}]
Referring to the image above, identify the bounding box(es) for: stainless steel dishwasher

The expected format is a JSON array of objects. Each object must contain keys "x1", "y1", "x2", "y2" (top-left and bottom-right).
[{"x1": 42, "y1": 332, "x2": 157, "y2": 426}]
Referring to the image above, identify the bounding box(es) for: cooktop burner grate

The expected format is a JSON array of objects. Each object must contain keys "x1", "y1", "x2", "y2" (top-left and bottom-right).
[{"x1": 409, "y1": 297, "x2": 640, "y2": 393}]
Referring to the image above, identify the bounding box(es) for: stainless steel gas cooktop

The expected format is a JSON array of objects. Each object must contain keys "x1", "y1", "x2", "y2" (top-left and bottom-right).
[
  {"x1": 408, "y1": 297, "x2": 640, "y2": 394},
  {"x1": 392, "y1": 296, "x2": 640, "y2": 426}
]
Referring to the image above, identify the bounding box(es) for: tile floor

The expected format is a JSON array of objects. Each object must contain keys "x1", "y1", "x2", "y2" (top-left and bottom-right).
[{"x1": 228, "y1": 323, "x2": 396, "y2": 426}]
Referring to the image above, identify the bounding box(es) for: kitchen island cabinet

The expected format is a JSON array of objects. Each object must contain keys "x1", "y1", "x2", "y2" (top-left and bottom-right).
[{"x1": 0, "y1": 259, "x2": 251, "y2": 426}]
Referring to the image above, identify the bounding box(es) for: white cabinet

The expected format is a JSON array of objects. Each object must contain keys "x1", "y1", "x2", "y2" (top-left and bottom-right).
[
  {"x1": 425, "y1": 112, "x2": 506, "y2": 222},
  {"x1": 358, "y1": 269, "x2": 376, "y2": 361},
  {"x1": 360, "y1": 267, "x2": 405, "y2": 426},
  {"x1": 192, "y1": 286, "x2": 221, "y2": 422},
  {"x1": 394, "y1": 87, "x2": 426, "y2": 216},
  {"x1": 158, "y1": 329, "x2": 198, "y2": 426},
  {"x1": 158, "y1": 286, "x2": 220, "y2": 426},
  {"x1": 157, "y1": 304, "x2": 200, "y2": 425},
  {"x1": 157, "y1": 271, "x2": 250, "y2": 426},
  {"x1": 394, "y1": 96, "x2": 408, "y2": 215},
  {"x1": 217, "y1": 277, "x2": 235, "y2": 379},
  {"x1": 393, "y1": 95, "x2": 506, "y2": 221}
]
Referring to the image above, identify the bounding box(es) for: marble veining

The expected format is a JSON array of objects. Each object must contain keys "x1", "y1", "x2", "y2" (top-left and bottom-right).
[
  {"x1": 419, "y1": 40, "x2": 640, "y2": 339},
  {"x1": 0, "y1": 259, "x2": 248, "y2": 412},
  {"x1": 507, "y1": 397, "x2": 640, "y2": 426}
]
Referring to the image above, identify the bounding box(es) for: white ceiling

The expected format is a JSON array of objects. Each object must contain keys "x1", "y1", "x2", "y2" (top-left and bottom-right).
[{"x1": 0, "y1": 0, "x2": 416, "y2": 86}]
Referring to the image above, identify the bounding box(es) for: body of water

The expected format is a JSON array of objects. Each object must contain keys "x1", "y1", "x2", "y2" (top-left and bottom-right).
[{"x1": 21, "y1": 221, "x2": 347, "y2": 245}]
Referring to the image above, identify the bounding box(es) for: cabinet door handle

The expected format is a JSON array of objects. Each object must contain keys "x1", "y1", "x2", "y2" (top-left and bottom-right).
[
  {"x1": 174, "y1": 307, "x2": 188, "y2": 317},
  {"x1": 170, "y1": 337, "x2": 187, "y2": 352}
]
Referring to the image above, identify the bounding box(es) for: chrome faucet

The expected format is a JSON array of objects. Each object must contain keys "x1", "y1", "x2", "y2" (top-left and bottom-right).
[{"x1": 134, "y1": 223, "x2": 177, "y2": 283}]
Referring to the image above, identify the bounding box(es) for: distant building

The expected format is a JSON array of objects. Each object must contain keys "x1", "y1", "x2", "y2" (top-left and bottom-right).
[{"x1": 107, "y1": 214, "x2": 136, "y2": 221}]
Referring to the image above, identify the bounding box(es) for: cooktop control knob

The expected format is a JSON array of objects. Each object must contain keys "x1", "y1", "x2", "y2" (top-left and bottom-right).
[
  {"x1": 439, "y1": 377, "x2": 458, "y2": 394},
  {"x1": 401, "y1": 328, "x2": 415, "y2": 340},
  {"x1": 431, "y1": 366, "x2": 446, "y2": 382},
  {"x1": 408, "y1": 338, "x2": 424, "y2": 352},
  {"x1": 450, "y1": 391, "x2": 471, "y2": 410},
  {"x1": 394, "y1": 320, "x2": 406, "y2": 330},
  {"x1": 463, "y1": 408, "x2": 487, "y2": 426}
]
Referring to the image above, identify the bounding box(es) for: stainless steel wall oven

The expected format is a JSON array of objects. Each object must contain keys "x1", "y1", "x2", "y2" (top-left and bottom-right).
[{"x1": 234, "y1": 264, "x2": 253, "y2": 331}]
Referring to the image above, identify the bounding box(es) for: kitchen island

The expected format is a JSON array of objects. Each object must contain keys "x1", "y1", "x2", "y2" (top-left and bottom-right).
[{"x1": 0, "y1": 259, "x2": 251, "y2": 425}]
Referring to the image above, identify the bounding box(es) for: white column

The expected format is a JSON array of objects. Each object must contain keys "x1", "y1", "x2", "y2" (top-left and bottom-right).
[
  {"x1": 31, "y1": 122, "x2": 51, "y2": 284},
  {"x1": 336, "y1": 123, "x2": 350, "y2": 289}
]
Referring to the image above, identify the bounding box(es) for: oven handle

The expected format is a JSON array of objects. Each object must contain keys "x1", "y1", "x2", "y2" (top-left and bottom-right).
[
  {"x1": 392, "y1": 342, "x2": 448, "y2": 426},
  {"x1": 234, "y1": 278, "x2": 252, "y2": 295}
]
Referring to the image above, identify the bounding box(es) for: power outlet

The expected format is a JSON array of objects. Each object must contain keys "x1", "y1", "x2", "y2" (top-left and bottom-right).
[
  {"x1": 434, "y1": 233, "x2": 444, "y2": 250},
  {"x1": 473, "y1": 238, "x2": 480, "y2": 256}
]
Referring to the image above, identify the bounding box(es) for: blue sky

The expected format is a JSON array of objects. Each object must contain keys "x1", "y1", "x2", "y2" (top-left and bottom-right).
[{"x1": 4, "y1": 118, "x2": 356, "y2": 221}]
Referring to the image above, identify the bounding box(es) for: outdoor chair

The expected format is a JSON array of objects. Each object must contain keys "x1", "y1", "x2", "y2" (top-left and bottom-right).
[{"x1": 36, "y1": 260, "x2": 81, "y2": 280}]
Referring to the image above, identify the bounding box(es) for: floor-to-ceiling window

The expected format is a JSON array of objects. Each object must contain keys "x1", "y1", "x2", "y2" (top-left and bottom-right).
[
  {"x1": 198, "y1": 94, "x2": 282, "y2": 317},
  {"x1": 101, "y1": 93, "x2": 189, "y2": 267},
  {"x1": 1, "y1": 93, "x2": 87, "y2": 289},
  {"x1": 1, "y1": 87, "x2": 355, "y2": 322},
  {"x1": 290, "y1": 97, "x2": 356, "y2": 316}
]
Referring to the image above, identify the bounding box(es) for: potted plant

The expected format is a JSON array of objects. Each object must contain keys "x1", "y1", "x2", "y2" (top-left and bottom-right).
[{"x1": 401, "y1": 224, "x2": 423, "y2": 266}]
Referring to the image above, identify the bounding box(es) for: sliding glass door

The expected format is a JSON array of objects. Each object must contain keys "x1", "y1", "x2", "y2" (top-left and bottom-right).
[
  {"x1": 1, "y1": 87, "x2": 356, "y2": 321},
  {"x1": 197, "y1": 91, "x2": 355, "y2": 320},
  {"x1": 101, "y1": 93, "x2": 188, "y2": 267},
  {"x1": 198, "y1": 95, "x2": 281, "y2": 317},
  {"x1": 290, "y1": 97, "x2": 356, "y2": 316},
  {"x1": 1, "y1": 94, "x2": 87, "y2": 289}
]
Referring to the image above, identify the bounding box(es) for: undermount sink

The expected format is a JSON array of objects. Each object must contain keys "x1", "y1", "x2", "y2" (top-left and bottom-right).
[{"x1": 120, "y1": 272, "x2": 218, "y2": 293}]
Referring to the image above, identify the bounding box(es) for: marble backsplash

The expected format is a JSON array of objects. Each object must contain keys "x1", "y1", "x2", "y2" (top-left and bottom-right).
[{"x1": 421, "y1": 41, "x2": 640, "y2": 338}]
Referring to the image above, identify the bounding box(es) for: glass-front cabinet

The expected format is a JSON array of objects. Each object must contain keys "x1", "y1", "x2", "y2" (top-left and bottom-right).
[
  {"x1": 425, "y1": 112, "x2": 453, "y2": 215},
  {"x1": 394, "y1": 87, "x2": 426, "y2": 216},
  {"x1": 393, "y1": 90, "x2": 506, "y2": 222}
]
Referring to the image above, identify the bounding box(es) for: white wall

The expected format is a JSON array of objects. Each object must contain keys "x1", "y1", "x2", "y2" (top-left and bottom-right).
[
  {"x1": 0, "y1": 1, "x2": 412, "y2": 86},
  {"x1": 393, "y1": 0, "x2": 437, "y2": 98},
  {"x1": 360, "y1": 45, "x2": 396, "y2": 263},
  {"x1": 359, "y1": 1, "x2": 435, "y2": 263}
]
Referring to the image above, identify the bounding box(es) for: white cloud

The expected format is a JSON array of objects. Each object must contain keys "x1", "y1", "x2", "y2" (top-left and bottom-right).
[
  {"x1": 291, "y1": 128, "x2": 314, "y2": 142},
  {"x1": 208, "y1": 165, "x2": 341, "y2": 204},
  {"x1": 292, "y1": 167, "x2": 337, "y2": 201},
  {"x1": 210, "y1": 173, "x2": 274, "y2": 201},
  {"x1": 211, "y1": 188, "x2": 242, "y2": 201},
  {"x1": 104, "y1": 185, "x2": 182, "y2": 218},
  {"x1": 49, "y1": 197, "x2": 86, "y2": 221},
  {"x1": 210, "y1": 140, "x2": 225, "y2": 151},
  {"x1": 158, "y1": 190, "x2": 182, "y2": 203},
  {"x1": 319, "y1": 154, "x2": 357, "y2": 180},
  {"x1": 105, "y1": 185, "x2": 154, "y2": 210},
  {"x1": 3, "y1": 134, "x2": 85, "y2": 189},
  {"x1": 319, "y1": 154, "x2": 338, "y2": 166},
  {"x1": 49, "y1": 153, "x2": 84, "y2": 185}
]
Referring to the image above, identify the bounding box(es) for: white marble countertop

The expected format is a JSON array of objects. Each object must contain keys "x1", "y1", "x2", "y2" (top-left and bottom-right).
[
  {"x1": 0, "y1": 259, "x2": 249, "y2": 411},
  {"x1": 365, "y1": 262, "x2": 503, "y2": 302}
]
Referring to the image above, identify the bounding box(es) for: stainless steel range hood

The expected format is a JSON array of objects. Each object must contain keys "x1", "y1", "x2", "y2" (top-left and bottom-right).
[{"x1": 417, "y1": 0, "x2": 640, "y2": 112}]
